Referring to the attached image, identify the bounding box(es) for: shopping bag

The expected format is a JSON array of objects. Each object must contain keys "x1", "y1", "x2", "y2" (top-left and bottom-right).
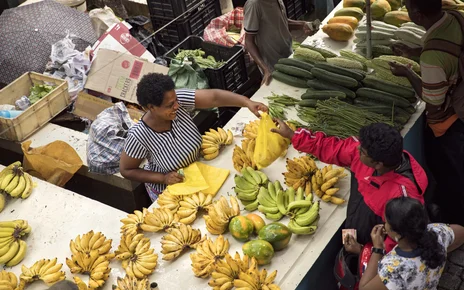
[{"x1": 21, "y1": 140, "x2": 83, "y2": 187}]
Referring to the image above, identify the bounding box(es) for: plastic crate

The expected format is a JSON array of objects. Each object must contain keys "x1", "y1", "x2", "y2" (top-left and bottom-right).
[
  {"x1": 151, "y1": 0, "x2": 221, "y2": 49},
  {"x1": 283, "y1": 0, "x2": 306, "y2": 19},
  {"x1": 147, "y1": 0, "x2": 200, "y2": 19},
  {"x1": 165, "y1": 36, "x2": 248, "y2": 92}
]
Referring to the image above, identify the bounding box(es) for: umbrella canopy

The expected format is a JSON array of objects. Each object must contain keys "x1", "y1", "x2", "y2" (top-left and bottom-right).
[{"x1": 0, "y1": 0, "x2": 97, "y2": 85}]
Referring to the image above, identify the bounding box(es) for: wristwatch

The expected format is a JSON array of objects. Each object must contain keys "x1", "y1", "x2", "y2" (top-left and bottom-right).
[{"x1": 372, "y1": 247, "x2": 386, "y2": 256}]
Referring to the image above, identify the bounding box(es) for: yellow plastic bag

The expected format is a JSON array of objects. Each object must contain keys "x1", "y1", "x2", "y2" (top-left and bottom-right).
[
  {"x1": 21, "y1": 140, "x2": 83, "y2": 187},
  {"x1": 253, "y1": 113, "x2": 289, "y2": 169},
  {"x1": 196, "y1": 162, "x2": 230, "y2": 196}
]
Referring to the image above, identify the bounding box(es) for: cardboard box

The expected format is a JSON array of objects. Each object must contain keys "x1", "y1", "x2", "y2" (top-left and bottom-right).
[
  {"x1": 85, "y1": 48, "x2": 169, "y2": 104},
  {"x1": 74, "y1": 92, "x2": 144, "y2": 121}
]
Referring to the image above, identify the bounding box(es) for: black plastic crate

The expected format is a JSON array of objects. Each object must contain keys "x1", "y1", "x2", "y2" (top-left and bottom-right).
[
  {"x1": 147, "y1": 0, "x2": 214, "y2": 19},
  {"x1": 151, "y1": 0, "x2": 221, "y2": 49},
  {"x1": 165, "y1": 36, "x2": 248, "y2": 92},
  {"x1": 283, "y1": 0, "x2": 306, "y2": 20}
]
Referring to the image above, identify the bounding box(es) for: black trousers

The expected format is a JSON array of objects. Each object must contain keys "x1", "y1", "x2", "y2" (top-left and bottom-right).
[{"x1": 425, "y1": 119, "x2": 464, "y2": 225}]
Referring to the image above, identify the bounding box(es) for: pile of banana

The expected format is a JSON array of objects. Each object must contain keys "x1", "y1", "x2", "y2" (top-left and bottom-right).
[
  {"x1": 190, "y1": 235, "x2": 230, "y2": 278},
  {"x1": 0, "y1": 220, "x2": 31, "y2": 267},
  {"x1": 113, "y1": 275, "x2": 150, "y2": 290},
  {"x1": 0, "y1": 270, "x2": 18, "y2": 290},
  {"x1": 120, "y1": 210, "x2": 144, "y2": 236},
  {"x1": 234, "y1": 167, "x2": 269, "y2": 210},
  {"x1": 283, "y1": 156, "x2": 317, "y2": 190},
  {"x1": 140, "y1": 207, "x2": 179, "y2": 232},
  {"x1": 21, "y1": 258, "x2": 66, "y2": 287},
  {"x1": 287, "y1": 199, "x2": 320, "y2": 235},
  {"x1": 203, "y1": 196, "x2": 240, "y2": 235},
  {"x1": 157, "y1": 190, "x2": 183, "y2": 212},
  {"x1": 201, "y1": 127, "x2": 234, "y2": 160},
  {"x1": 312, "y1": 165, "x2": 347, "y2": 205},
  {"x1": 161, "y1": 223, "x2": 204, "y2": 261},
  {"x1": 0, "y1": 162, "x2": 34, "y2": 212},
  {"x1": 66, "y1": 231, "x2": 115, "y2": 288},
  {"x1": 209, "y1": 252, "x2": 280, "y2": 290},
  {"x1": 232, "y1": 139, "x2": 257, "y2": 172},
  {"x1": 177, "y1": 191, "x2": 213, "y2": 225},
  {"x1": 243, "y1": 120, "x2": 260, "y2": 140},
  {"x1": 256, "y1": 182, "x2": 286, "y2": 220},
  {"x1": 115, "y1": 233, "x2": 158, "y2": 279}
]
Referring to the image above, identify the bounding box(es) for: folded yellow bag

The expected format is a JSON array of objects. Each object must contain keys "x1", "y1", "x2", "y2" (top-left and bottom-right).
[{"x1": 253, "y1": 112, "x2": 289, "y2": 169}]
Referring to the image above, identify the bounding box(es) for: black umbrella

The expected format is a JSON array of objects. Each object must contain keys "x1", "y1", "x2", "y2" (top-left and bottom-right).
[{"x1": 0, "y1": 0, "x2": 97, "y2": 85}]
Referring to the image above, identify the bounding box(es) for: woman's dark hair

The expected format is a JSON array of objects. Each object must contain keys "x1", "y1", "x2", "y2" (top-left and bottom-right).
[
  {"x1": 385, "y1": 197, "x2": 445, "y2": 269},
  {"x1": 136, "y1": 73, "x2": 175, "y2": 107},
  {"x1": 359, "y1": 123, "x2": 403, "y2": 167},
  {"x1": 408, "y1": 0, "x2": 442, "y2": 17}
]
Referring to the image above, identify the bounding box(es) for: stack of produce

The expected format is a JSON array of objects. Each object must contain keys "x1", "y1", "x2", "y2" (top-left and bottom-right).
[
  {"x1": 0, "y1": 270, "x2": 18, "y2": 290},
  {"x1": 175, "y1": 49, "x2": 225, "y2": 69},
  {"x1": 328, "y1": 15, "x2": 359, "y2": 29},
  {"x1": 190, "y1": 235, "x2": 230, "y2": 278},
  {"x1": 0, "y1": 220, "x2": 31, "y2": 266},
  {"x1": 113, "y1": 275, "x2": 150, "y2": 290},
  {"x1": 354, "y1": 20, "x2": 398, "y2": 55},
  {"x1": 209, "y1": 252, "x2": 281, "y2": 289},
  {"x1": 204, "y1": 196, "x2": 241, "y2": 235},
  {"x1": 371, "y1": 0, "x2": 391, "y2": 20},
  {"x1": 272, "y1": 51, "x2": 319, "y2": 88},
  {"x1": 383, "y1": 11, "x2": 411, "y2": 26},
  {"x1": 20, "y1": 258, "x2": 66, "y2": 287},
  {"x1": 229, "y1": 214, "x2": 265, "y2": 242},
  {"x1": 176, "y1": 191, "x2": 213, "y2": 224},
  {"x1": 392, "y1": 22, "x2": 426, "y2": 48},
  {"x1": 66, "y1": 231, "x2": 115, "y2": 288},
  {"x1": 312, "y1": 165, "x2": 348, "y2": 204},
  {"x1": 234, "y1": 167, "x2": 269, "y2": 210},
  {"x1": 0, "y1": 162, "x2": 34, "y2": 212},
  {"x1": 201, "y1": 127, "x2": 234, "y2": 160},
  {"x1": 283, "y1": 156, "x2": 318, "y2": 190},
  {"x1": 367, "y1": 56, "x2": 418, "y2": 87},
  {"x1": 115, "y1": 233, "x2": 158, "y2": 277},
  {"x1": 161, "y1": 223, "x2": 205, "y2": 261}
]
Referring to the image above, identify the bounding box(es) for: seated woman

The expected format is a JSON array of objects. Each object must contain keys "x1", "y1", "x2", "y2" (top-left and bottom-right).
[
  {"x1": 359, "y1": 197, "x2": 464, "y2": 290},
  {"x1": 119, "y1": 73, "x2": 267, "y2": 202}
]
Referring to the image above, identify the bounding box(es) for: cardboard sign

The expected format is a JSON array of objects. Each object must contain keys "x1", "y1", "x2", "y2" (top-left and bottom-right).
[{"x1": 84, "y1": 48, "x2": 168, "y2": 104}]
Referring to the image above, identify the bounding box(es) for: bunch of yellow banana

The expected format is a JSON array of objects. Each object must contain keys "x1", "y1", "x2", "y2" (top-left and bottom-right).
[
  {"x1": 20, "y1": 258, "x2": 66, "y2": 286},
  {"x1": 232, "y1": 139, "x2": 257, "y2": 173},
  {"x1": 161, "y1": 223, "x2": 205, "y2": 261},
  {"x1": 201, "y1": 127, "x2": 234, "y2": 160},
  {"x1": 234, "y1": 262, "x2": 280, "y2": 290},
  {"x1": 208, "y1": 252, "x2": 253, "y2": 289},
  {"x1": 0, "y1": 162, "x2": 34, "y2": 202},
  {"x1": 190, "y1": 235, "x2": 230, "y2": 278},
  {"x1": 0, "y1": 270, "x2": 18, "y2": 290},
  {"x1": 177, "y1": 192, "x2": 213, "y2": 225},
  {"x1": 312, "y1": 165, "x2": 347, "y2": 205},
  {"x1": 120, "y1": 210, "x2": 144, "y2": 236},
  {"x1": 203, "y1": 196, "x2": 240, "y2": 235},
  {"x1": 157, "y1": 190, "x2": 183, "y2": 213},
  {"x1": 140, "y1": 207, "x2": 179, "y2": 232},
  {"x1": 115, "y1": 233, "x2": 158, "y2": 279},
  {"x1": 283, "y1": 156, "x2": 318, "y2": 190},
  {"x1": 113, "y1": 275, "x2": 150, "y2": 290},
  {"x1": 73, "y1": 276, "x2": 88, "y2": 290},
  {"x1": 69, "y1": 231, "x2": 113, "y2": 256},
  {"x1": 234, "y1": 167, "x2": 269, "y2": 211},
  {"x1": 243, "y1": 120, "x2": 260, "y2": 140},
  {"x1": 0, "y1": 220, "x2": 31, "y2": 267}
]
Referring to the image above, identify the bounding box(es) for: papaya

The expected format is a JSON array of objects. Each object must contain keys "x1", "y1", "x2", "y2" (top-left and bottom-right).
[
  {"x1": 229, "y1": 216, "x2": 254, "y2": 242},
  {"x1": 371, "y1": 0, "x2": 391, "y2": 20},
  {"x1": 322, "y1": 23, "x2": 354, "y2": 41},
  {"x1": 246, "y1": 213, "x2": 266, "y2": 234},
  {"x1": 386, "y1": 0, "x2": 402, "y2": 10},
  {"x1": 242, "y1": 240, "x2": 275, "y2": 265},
  {"x1": 383, "y1": 11, "x2": 411, "y2": 27},
  {"x1": 328, "y1": 16, "x2": 359, "y2": 29},
  {"x1": 334, "y1": 7, "x2": 365, "y2": 21},
  {"x1": 258, "y1": 222, "x2": 292, "y2": 251},
  {"x1": 343, "y1": 0, "x2": 366, "y2": 9}
]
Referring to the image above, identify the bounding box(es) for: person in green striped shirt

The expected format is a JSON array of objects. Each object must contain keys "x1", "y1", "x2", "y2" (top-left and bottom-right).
[{"x1": 389, "y1": 0, "x2": 464, "y2": 225}]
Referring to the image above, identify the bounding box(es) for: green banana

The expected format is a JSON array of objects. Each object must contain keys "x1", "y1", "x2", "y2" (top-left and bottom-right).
[
  {"x1": 274, "y1": 180, "x2": 282, "y2": 191},
  {"x1": 295, "y1": 201, "x2": 320, "y2": 227},
  {"x1": 295, "y1": 206, "x2": 311, "y2": 216},
  {"x1": 287, "y1": 200, "x2": 313, "y2": 213},
  {"x1": 265, "y1": 212, "x2": 284, "y2": 221},
  {"x1": 276, "y1": 189, "x2": 288, "y2": 215},
  {"x1": 234, "y1": 175, "x2": 258, "y2": 191},
  {"x1": 288, "y1": 220, "x2": 317, "y2": 235},
  {"x1": 257, "y1": 187, "x2": 275, "y2": 207},
  {"x1": 296, "y1": 187, "x2": 305, "y2": 201},
  {"x1": 244, "y1": 200, "x2": 259, "y2": 211},
  {"x1": 246, "y1": 167, "x2": 262, "y2": 185},
  {"x1": 286, "y1": 188, "x2": 295, "y2": 204},
  {"x1": 258, "y1": 205, "x2": 280, "y2": 214},
  {"x1": 241, "y1": 168, "x2": 258, "y2": 185},
  {"x1": 234, "y1": 186, "x2": 258, "y2": 195},
  {"x1": 237, "y1": 191, "x2": 258, "y2": 201},
  {"x1": 305, "y1": 193, "x2": 313, "y2": 202},
  {"x1": 267, "y1": 182, "x2": 277, "y2": 201},
  {"x1": 256, "y1": 171, "x2": 269, "y2": 185}
]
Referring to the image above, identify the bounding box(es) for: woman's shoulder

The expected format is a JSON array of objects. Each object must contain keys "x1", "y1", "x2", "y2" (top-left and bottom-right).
[{"x1": 428, "y1": 223, "x2": 455, "y2": 247}]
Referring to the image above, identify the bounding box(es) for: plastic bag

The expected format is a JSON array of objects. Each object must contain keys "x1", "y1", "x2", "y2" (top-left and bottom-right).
[
  {"x1": 87, "y1": 102, "x2": 134, "y2": 175},
  {"x1": 21, "y1": 140, "x2": 83, "y2": 187},
  {"x1": 253, "y1": 113, "x2": 289, "y2": 169},
  {"x1": 168, "y1": 59, "x2": 209, "y2": 89},
  {"x1": 89, "y1": 6, "x2": 121, "y2": 38}
]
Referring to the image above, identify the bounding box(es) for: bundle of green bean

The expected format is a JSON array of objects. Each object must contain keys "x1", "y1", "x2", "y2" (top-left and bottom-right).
[
  {"x1": 175, "y1": 49, "x2": 225, "y2": 69},
  {"x1": 268, "y1": 102, "x2": 287, "y2": 120},
  {"x1": 296, "y1": 106, "x2": 317, "y2": 125},
  {"x1": 266, "y1": 93, "x2": 300, "y2": 106},
  {"x1": 315, "y1": 98, "x2": 394, "y2": 138}
]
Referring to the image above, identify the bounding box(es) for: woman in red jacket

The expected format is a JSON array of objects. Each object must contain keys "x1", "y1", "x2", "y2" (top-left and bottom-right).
[{"x1": 272, "y1": 121, "x2": 428, "y2": 253}]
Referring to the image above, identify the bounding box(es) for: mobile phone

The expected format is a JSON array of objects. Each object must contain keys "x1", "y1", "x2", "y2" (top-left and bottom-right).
[{"x1": 342, "y1": 229, "x2": 357, "y2": 244}]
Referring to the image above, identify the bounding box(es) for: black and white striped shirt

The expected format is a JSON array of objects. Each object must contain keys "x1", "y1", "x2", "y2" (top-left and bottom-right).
[{"x1": 124, "y1": 89, "x2": 202, "y2": 193}]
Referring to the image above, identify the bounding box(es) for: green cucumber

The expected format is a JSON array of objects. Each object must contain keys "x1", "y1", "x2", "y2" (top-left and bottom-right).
[
  {"x1": 272, "y1": 71, "x2": 309, "y2": 88},
  {"x1": 315, "y1": 62, "x2": 365, "y2": 81},
  {"x1": 301, "y1": 90, "x2": 346, "y2": 100},
  {"x1": 355, "y1": 88, "x2": 411, "y2": 108},
  {"x1": 298, "y1": 99, "x2": 318, "y2": 107},
  {"x1": 278, "y1": 58, "x2": 314, "y2": 72},
  {"x1": 307, "y1": 79, "x2": 356, "y2": 99},
  {"x1": 362, "y1": 76, "x2": 415, "y2": 100},
  {"x1": 310, "y1": 67, "x2": 359, "y2": 89},
  {"x1": 274, "y1": 64, "x2": 314, "y2": 79}
]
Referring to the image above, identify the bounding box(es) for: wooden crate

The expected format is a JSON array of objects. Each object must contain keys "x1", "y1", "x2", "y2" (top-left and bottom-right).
[{"x1": 0, "y1": 72, "x2": 70, "y2": 142}]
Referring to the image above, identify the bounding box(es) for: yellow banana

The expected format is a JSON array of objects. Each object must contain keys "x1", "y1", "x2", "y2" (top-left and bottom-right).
[
  {"x1": 0, "y1": 241, "x2": 19, "y2": 265},
  {"x1": 20, "y1": 173, "x2": 33, "y2": 199},
  {"x1": 203, "y1": 150, "x2": 219, "y2": 160},
  {"x1": 9, "y1": 175, "x2": 26, "y2": 198},
  {"x1": 5, "y1": 240, "x2": 26, "y2": 267}
]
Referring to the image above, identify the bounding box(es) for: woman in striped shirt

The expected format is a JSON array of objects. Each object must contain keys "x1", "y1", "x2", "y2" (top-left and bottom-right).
[{"x1": 119, "y1": 73, "x2": 267, "y2": 202}]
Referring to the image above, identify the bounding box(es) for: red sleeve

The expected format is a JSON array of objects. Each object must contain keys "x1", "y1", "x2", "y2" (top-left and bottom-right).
[{"x1": 291, "y1": 129, "x2": 360, "y2": 168}]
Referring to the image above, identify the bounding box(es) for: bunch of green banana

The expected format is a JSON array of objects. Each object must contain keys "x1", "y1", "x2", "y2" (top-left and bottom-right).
[
  {"x1": 234, "y1": 167, "x2": 269, "y2": 211},
  {"x1": 0, "y1": 162, "x2": 34, "y2": 202},
  {"x1": 0, "y1": 220, "x2": 31, "y2": 267},
  {"x1": 256, "y1": 181, "x2": 286, "y2": 221},
  {"x1": 287, "y1": 200, "x2": 321, "y2": 235}
]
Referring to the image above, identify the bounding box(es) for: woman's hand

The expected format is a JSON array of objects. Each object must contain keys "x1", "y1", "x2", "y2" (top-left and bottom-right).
[
  {"x1": 344, "y1": 234, "x2": 363, "y2": 254},
  {"x1": 271, "y1": 118, "x2": 295, "y2": 140},
  {"x1": 163, "y1": 172, "x2": 184, "y2": 185},
  {"x1": 389, "y1": 62, "x2": 410, "y2": 77},
  {"x1": 371, "y1": 224, "x2": 386, "y2": 249},
  {"x1": 247, "y1": 100, "x2": 268, "y2": 118}
]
